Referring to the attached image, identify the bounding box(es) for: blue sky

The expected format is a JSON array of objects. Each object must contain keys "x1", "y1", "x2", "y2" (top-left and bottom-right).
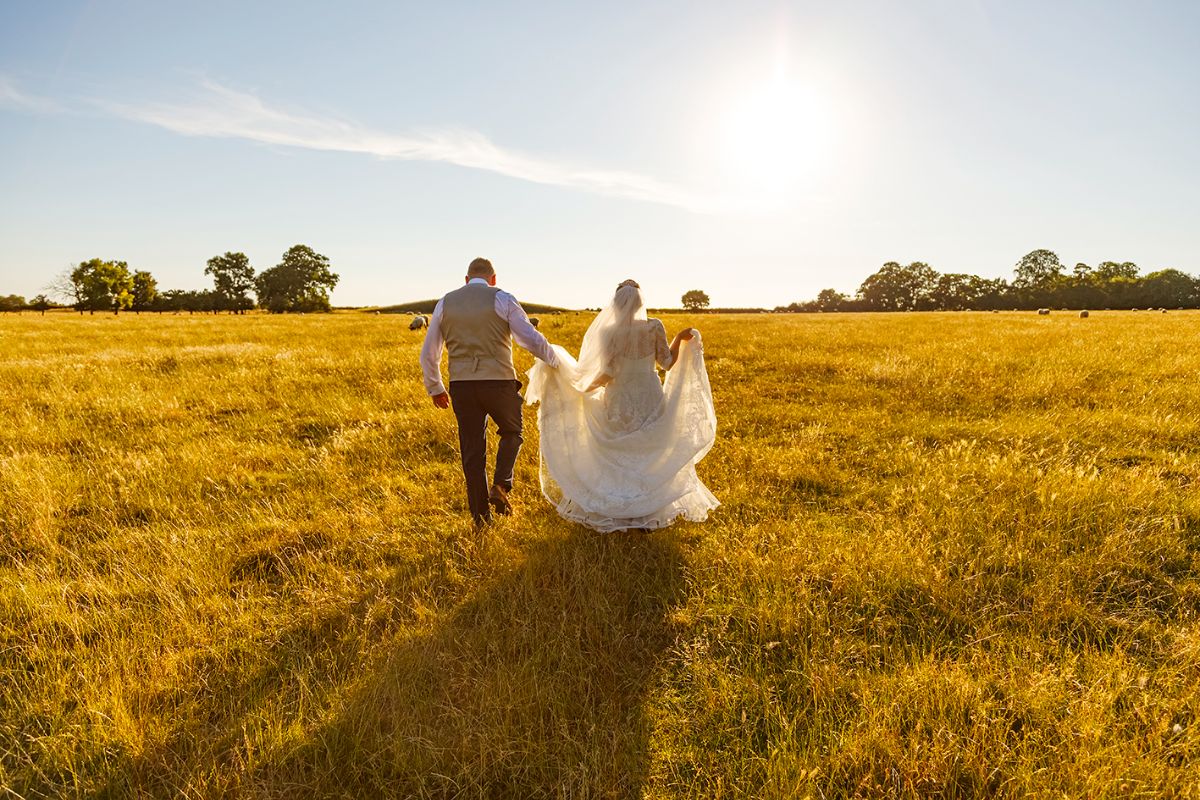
[{"x1": 2, "y1": 1, "x2": 1198, "y2": 308}]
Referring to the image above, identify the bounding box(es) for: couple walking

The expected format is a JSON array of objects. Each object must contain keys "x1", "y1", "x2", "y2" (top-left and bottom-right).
[{"x1": 419, "y1": 257, "x2": 718, "y2": 531}]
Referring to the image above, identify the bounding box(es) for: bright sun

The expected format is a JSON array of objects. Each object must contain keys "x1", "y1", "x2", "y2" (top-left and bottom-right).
[{"x1": 721, "y1": 77, "x2": 832, "y2": 198}]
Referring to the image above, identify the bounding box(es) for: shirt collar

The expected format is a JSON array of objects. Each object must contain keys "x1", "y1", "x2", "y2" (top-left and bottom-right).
[{"x1": 467, "y1": 277, "x2": 490, "y2": 286}]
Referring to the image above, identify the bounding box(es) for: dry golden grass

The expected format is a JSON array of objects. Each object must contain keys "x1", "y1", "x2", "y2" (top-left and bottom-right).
[{"x1": 2, "y1": 309, "x2": 1199, "y2": 798}]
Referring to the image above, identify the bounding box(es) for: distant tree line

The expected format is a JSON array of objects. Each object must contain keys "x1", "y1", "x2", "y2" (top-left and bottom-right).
[
  {"x1": 779, "y1": 249, "x2": 1200, "y2": 312},
  {"x1": 6, "y1": 244, "x2": 340, "y2": 315}
]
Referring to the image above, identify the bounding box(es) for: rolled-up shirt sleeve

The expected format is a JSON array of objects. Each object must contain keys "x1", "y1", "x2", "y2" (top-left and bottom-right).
[
  {"x1": 419, "y1": 299, "x2": 448, "y2": 395},
  {"x1": 497, "y1": 291, "x2": 558, "y2": 368}
]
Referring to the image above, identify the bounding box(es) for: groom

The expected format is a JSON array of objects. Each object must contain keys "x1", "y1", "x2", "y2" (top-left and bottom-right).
[{"x1": 419, "y1": 257, "x2": 559, "y2": 526}]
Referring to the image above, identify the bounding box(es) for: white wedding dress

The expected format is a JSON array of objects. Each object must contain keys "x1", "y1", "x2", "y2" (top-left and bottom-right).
[{"x1": 526, "y1": 292, "x2": 718, "y2": 532}]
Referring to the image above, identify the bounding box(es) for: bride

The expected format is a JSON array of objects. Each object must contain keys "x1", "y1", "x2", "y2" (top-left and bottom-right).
[{"x1": 526, "y1": 279, "x2": 718, "y2": 532}]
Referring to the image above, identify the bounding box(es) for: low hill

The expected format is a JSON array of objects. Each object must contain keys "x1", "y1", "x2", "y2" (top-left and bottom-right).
[{"x1": 370, "y1": 299, "x2": 574, "y2": 315}]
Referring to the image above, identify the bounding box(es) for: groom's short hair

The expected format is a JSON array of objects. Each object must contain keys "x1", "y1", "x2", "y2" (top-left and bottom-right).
[{"x1": 467, "y1": 257, "x2": 495, "y2": 277}]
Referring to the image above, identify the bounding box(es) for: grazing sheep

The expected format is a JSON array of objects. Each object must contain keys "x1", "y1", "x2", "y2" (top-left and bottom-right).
[
  {"x1": 1162, "y1": 308, "x2": 1168, "y2": 314},
  {"x1": 1079, "y1": 310, "x2": 1089, "y2": 318},
  {"x1": 409, "y1": 315, "x2": 428, "y2": 331},
  {"x1": 529, "y1": 316, "x2": 540, "y2": 328},
  {"x1": 1037, "y1": 308, "x2": 1050, "y2": 316}
]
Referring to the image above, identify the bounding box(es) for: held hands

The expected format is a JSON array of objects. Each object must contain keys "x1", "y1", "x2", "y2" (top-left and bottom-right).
[{"x1": 432, "y1": 392, "x2": 450, "y2": 409}]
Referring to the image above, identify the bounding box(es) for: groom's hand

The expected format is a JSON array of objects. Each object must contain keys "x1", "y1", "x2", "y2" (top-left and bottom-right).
[{"x1": 432, "y1": 392, "x2": 450, "y2": 409}]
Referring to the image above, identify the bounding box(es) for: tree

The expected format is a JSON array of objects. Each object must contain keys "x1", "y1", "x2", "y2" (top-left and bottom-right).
[
  {"x1": 929, "y1": 273, "x2": 990, "y2": 310},
  {"x1": 255, "y1": 245, "x2": 339, "y2": 313},
  {"x1": 154, "y1": 289, "x2": 187, "y2": 313},
  {"x1": 1061, "y1": 263, "x2": 1105, "y2": 309},
  {"x1": 131, "y1": 270, "x2": 158, "y2": 313},
  {"x1": 1140, "y1": 269, "x2": 1198, "y2": 308},
  {"x1": 49, "y1": 268, "x2": 85, "y2": 310},
  {"x1": 857, "y1": 261, "x2": 939, "y2": 311},
  {"x1": 181, "y1": 289, "x2": 217, "y2": 314},
  {"x1": 1013, "y1": 249, "x2": 1064, "y2": 291},
  {"x1": 69, "y1": 258, "x2": 134, "y2": 314},
  {"x1": 814, "y1": 288, "x2": 848, "y2": 312},
  {"x1": 30, "y1": 294, "x2": 52, "y2": 315},
  {"x1": 975, "y1": 278, "x2": 1013, "y2": 311},
  {"x1": 148, "y1": 288, "x2": 213, "y2": 314},
  {"x1": 681, "y1": 289, "x2": 711, "y2": 311},
  {"x1": 0, "y1": 294, "x2": 26, "y2": 312},
  {"x1": 1095, "y1": 261, "x2": 1139, "y2": 282},
  {"x1": 205, "y1": 251, "x2": 256, "y2": 313},
  {"x1": 779, "y1": 250, "x2": 1200, "y2": 312}
]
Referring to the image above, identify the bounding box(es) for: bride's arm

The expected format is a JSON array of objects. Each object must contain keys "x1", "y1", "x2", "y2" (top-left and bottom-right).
[
  {"x1": 586, "y1": 373, "x2": 612, "y2": 392},
  {"x1": 666, "y1": 328, "x2": 696, "y2": 370}
]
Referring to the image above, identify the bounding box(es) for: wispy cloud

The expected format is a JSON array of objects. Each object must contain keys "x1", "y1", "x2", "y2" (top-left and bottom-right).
[
  {"x1": 0, "y1": 75, "x2": 62, "y2": 113},
  {"x1": 99, "y1": 80, "x2": 724, "y2": 213}
]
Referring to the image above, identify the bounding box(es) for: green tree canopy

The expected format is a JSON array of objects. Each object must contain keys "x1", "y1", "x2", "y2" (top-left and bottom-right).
[
  {"x1": 681, "y1": 289, "x2": 711, "y2": 311},
  {"x1": 1139, "y1": 269, "x2": 1197, "y2": 308},
  {"x1": 70, "y1": 258, "x2": 134, "y2": 314},
  {"x1": 814, "y1": 288, "x2": 848, "y2": 312},
  {"x1": 929, "y1": 273, "x2": 993, "y2": 311},
  {"x1": 255, "y1": 245, "x2": 339, "y2": 313},
  {"x1": 1013, "y1": 249, "x2": 1064, "y2": 291},
  {"x1": 205, "y1": 251, "x2": 257, "y2": 313},
  {"x1": 30, "y1": 294, "x2": 52, "y2": 315},
  {"x1": 1095, "y1": 261, "x2": 1139, "y2": 282},
  {"x1": 153, "y1": 289, "x2": 218, "y2": 314},
  {"x1": 857, "y1": 262, "x2": 938, "y2": 311},
  {"x1": 781, "y1": 249, "x2": 1199, "y2": 313},
  {"x1": 131, "y1": 270, "x2": 158, "y2": 313}
]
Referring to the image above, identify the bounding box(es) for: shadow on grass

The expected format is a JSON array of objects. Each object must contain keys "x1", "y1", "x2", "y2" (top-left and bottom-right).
[{"x1": 251, "y1": 528, "x2": 687, "y2": 797}]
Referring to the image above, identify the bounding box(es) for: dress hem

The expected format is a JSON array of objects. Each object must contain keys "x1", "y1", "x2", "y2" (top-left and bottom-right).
[{"x1": 552, "y1": 492, "x2": 720, "y2": 534}]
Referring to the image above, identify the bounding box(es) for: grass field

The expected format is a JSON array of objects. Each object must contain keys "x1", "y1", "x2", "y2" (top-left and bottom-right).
[{"x1": 2, "y1": 309, "x2": 1199, "y2": 798}]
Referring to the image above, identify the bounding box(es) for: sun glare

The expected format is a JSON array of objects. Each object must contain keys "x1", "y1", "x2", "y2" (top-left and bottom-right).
[{"x1": 720, "y1": 76, "x2": 833, "y2": 201}]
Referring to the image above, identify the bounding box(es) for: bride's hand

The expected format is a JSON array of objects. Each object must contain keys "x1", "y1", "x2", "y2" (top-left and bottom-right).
[
  {"x1": 678, "y1": 328, "x2": 696, "y2": 341},
  {"x1": 586, "y1": 373, "x2": 612, "y2": 392}
]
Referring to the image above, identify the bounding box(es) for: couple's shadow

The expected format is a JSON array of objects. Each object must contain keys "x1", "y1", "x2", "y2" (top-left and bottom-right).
[{"x1": 267, "y1": 527, "x2": 687, "y2": 796}]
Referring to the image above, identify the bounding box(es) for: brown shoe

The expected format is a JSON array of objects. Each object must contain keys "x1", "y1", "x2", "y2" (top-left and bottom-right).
[{"x1": 488, "y1": 485, "x2": 513, "y2": 516}]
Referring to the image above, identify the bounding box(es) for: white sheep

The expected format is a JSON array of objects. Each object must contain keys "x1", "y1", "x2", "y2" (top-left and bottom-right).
[
  {"x1": 1038, "y1": 308, "x2": 1050, "y2": 316},
  {"x1": 1079, "y1": 310, "x2": 1089, "y2": 318},
  {"x1": 409, "y1": 314, "x2": 428, "y2": 331}
]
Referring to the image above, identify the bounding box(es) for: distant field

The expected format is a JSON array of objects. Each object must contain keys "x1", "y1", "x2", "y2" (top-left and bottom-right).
[{"x1": 2, "y1": 310, "x2": 1199, "y2": 797}]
